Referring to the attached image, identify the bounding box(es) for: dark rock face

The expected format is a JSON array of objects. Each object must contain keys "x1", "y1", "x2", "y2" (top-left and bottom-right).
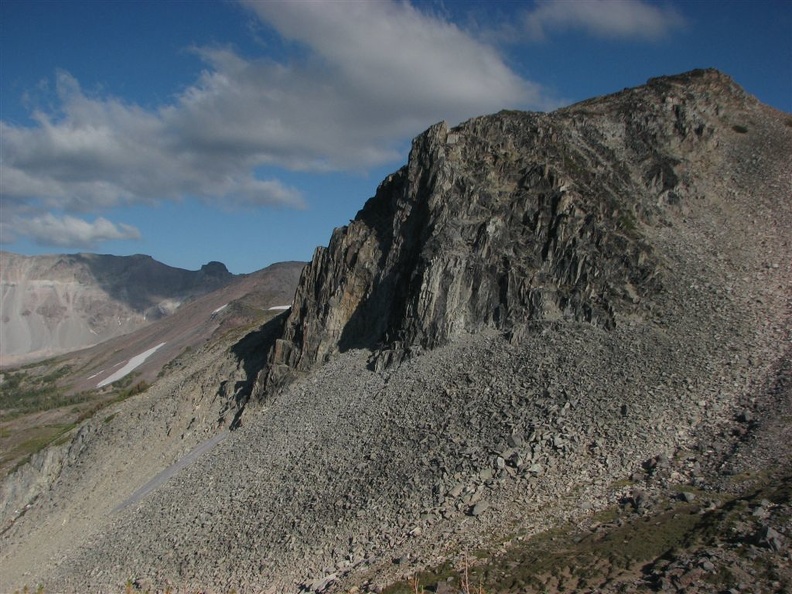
[{"x1": 260, "y1": 69, "x2": 745, "y2": 392}]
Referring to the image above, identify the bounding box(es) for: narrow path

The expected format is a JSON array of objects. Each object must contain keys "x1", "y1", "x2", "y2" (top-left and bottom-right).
[{"x1": 114, "y1": 430, "x2": 229, "y2": 512}]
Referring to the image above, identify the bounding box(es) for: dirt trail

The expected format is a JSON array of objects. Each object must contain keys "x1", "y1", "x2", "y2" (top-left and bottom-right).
[{"x1": 115, "y1": 430, "x2": 229, "y2": 512}]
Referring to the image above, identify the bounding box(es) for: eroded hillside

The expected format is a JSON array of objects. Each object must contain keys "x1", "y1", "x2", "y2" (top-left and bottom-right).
[
  {"x1": 0, "y1": 252, "x2": 235, "y2": 365},
  {"x1": 0, "y1": 69, "x2": 790, "y2": 593}
]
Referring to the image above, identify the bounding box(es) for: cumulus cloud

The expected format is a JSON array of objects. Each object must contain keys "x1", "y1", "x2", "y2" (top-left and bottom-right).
[
  {"x1": 4, "y1": 214, "x2": 140, "y2": 249},
  {"x1": 1, "y1": 71, "x2": 305, "y2": 209},
  {"x1": 240, "y1": 1, "x2": 540, "y2": 121},
  {"x1": 168, "y1": 1, "x2": 544, "y2": 171},
  {"x1": 1, "y1": 1, "x2": 547, "y2": 249},
  {"x1": 523, "y1": 0, "x2": 685, "y2": 41}
]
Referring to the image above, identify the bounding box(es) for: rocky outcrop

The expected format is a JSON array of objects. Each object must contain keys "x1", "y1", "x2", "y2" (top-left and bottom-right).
[
  {"x1": 2, "y1": 69, "x2": 790, "y2": 593},
  {"x1": 0, "y1": 252, "x2": 235, "y2": 364},
  {"x1": 260, "y1": 69, "x2": 753, "y2": 393},
  {"x1": 0, "y1": 441, "x2": 70, "y2": 529}
]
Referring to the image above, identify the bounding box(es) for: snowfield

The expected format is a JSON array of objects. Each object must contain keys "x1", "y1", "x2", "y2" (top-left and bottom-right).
[
  {"x1": 211, "y1": 303, "x2": 228, "y2": 316},
  {"x1": 96, "y1": 342, "x2": 166, "y2": 388}
]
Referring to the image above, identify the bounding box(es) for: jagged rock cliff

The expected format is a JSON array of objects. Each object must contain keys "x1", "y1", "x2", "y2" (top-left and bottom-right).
[
  {"x1": 260, "y1": 68, "x2": 769, "y2": 392},
  {"x1": 0, "y1": 251, "x2": 235, "y2": 364},
  {"x1": 1, "y1": 69, "x2": 790, "y2": 593}
]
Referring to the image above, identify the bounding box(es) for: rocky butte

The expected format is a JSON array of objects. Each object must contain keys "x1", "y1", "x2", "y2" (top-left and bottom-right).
[{"x1": 0, "y1": 69, "x2": 790, "y2": 593}]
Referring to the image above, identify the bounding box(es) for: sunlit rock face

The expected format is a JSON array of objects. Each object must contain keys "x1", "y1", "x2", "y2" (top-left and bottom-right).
[{"x1": 3, "y1": 69, "x2": 791, "y2": 594}]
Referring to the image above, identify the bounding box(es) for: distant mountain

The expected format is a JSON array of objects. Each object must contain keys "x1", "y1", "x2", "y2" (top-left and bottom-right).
[
  {"x1": 0, "y1": 251, "x2": 235, "y2": 365},
  {"x1": 64, "y1": 259, "x2": 305, "y2": 396}
]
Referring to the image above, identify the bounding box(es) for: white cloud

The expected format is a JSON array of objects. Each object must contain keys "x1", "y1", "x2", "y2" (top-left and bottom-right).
[
  {"x1": 1, "y1": 71, "x2": 305, "y2": 209},
  {"x1": 523, "y1": 0, "x2": 685, "y2": 41},
  {"x1": 6, "y1": 214, "x2": 140, "y2": 249},
  {"x1": 1, "y1": 1, "x2": 549, "y2": 249},
  {"x1": 240, "y1": 1, "x2": 540, "y2": 119}
]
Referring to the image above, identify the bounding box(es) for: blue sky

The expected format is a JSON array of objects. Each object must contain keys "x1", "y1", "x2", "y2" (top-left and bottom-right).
[{"x1": 1, "y1": 0, "x2": 790, "y2": 274}]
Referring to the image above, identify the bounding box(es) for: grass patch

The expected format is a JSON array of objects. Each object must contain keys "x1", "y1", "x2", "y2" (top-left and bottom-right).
[
  {"x1": 384, "y1": 500, "x2": 703, "y2": 594},
  {"x1": 618, "y1": 212, "x2": 638, "y2": 232},
  {"x1": 74, "y1": 379, "x2": 149, "y2": 424},
  {"x1": 609, "y1": 477, "x2": 635, "y2": 489},
  {"x1": 0, "y1": 364, "x2": 83, "y2": 420},
  {"x1": 731, "y1": 124, "x2": 749, "y2": 134},
  {"x1": 382, "y1": 561, "x2": 458, "y2": 594},
  {"x1": 0, "y1": 361, "x2": 151, "y2": 479},
  {"x1": 3, "y1": 423, "x2": 77, "y2": 474},
  {"x1": 388, "y1": 474, "x2": 792, "y2": 594},
  {"x1": 590, "y1": 506, "x2": 620, "y2": 524}
]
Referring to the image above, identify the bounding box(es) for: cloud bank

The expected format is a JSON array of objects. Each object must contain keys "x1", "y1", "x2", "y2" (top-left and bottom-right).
[
  {"x1": 523, "y1": 0, "x2": 685, "y2": 41},
  {"x1": 2, "y1": 213, "x2": 141, "y2": 249},
  {"x1": 1, "y1": 1, "x2": 543, "y2": 250}
]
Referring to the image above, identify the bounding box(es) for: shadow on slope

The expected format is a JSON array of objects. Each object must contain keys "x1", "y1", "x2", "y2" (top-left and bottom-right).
[
  {"x1": 80, "y1": 253, "x2": 234, "y2": 313},
  {"x1": 227, "y1": 311, "x2": 290, "y2": 429}
]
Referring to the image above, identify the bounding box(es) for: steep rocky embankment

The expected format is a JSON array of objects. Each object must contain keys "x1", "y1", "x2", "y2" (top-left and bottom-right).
[
  {"x1": 0, "y1": 69, "x2": 790, "y2": 593},
  {"x1": 0, "y1": 252, "x2": 235, "y2": 365},
  {"x1": 260, "y1": 68, "x2": 781, "y2": 392}
]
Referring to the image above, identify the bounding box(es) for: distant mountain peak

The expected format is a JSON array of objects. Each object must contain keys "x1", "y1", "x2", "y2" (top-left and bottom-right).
[
  {"x1": 200, "y1": 261, "x2": 231, "y2": 276},
  {"x1": 0, "y1": 251, "x2": 237, "y2": 364}
]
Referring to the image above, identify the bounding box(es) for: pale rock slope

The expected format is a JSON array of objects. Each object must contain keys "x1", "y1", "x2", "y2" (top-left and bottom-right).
[{"x1": 0, "y1": 252, "x2": 234, "y2": 365}]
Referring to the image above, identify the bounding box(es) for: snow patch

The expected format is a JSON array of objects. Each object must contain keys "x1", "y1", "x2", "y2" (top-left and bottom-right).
[
  {"x1": 97, "y1": 342, "x2": 166, "y2": 388},
  {"x1": 268, "y1": 305, "x2": 291, "y2": 311},
  {"x1": 211, "y1": 303, "x2": 228, "y2": 317}
]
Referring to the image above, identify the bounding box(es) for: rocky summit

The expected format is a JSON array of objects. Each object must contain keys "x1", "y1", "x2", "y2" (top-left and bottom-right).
[{"x1": 0, "y1": 69, "x2": 790, "y2": 593}]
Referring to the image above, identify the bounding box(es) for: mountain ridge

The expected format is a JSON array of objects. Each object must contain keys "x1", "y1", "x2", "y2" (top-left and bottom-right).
[
  {"x1": 258, "y1": 67, "x2": 784, "y2": 395},
  {"x1": 0, "y1": 69, "x2": 790, "y2": 593},
  {"x1": 0, "y1": 250, "x2": 236, "y2": 365}
]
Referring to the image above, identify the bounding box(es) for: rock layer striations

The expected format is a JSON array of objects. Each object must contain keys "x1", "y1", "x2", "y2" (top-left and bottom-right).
[
  {"x1": 1, "y1": 69, "x2": 790, "y2": 593},
  {"x1": 262, "y1": 68, "x2": 761, "y2": 392}
]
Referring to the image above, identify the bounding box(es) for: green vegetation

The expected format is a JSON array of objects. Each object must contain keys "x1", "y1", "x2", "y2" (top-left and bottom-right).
[
  {"x1": 382, "y1": 561, "x2": 458, "y2": 594},
  {"x1": 74, "y1": 378, "x2": 150, "y2": 424},
  {"x1": 16, "y1": 476, "x2": 791, "y2": 594},
  {"x1": 0, "y1": 358, "x2": 150, "y2": 420},
  {"x1": 618, "y1": 211, "x2": 638, "y2": 232},
  {"x1": 2, "y1": 423, "x2": 77, "y2": 474},
  {"x1": 385, "y1": 474, "x2": 792, "y2": 594},
  {"x1": 731, "y1": 124, "x2": 749, "y2": 134},
  {"x1": 384, "y1": 499, "x2": 704, "y2": 594},
  {"x1": 0, "y1": 365, "x2": 79, "y2": 419},
  {"x1": 0, "y1": 359, "x2": 151, "y2": 479}
]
